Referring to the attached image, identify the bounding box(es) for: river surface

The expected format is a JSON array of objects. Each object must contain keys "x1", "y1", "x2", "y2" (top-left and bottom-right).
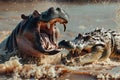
[
  {"x1": 0, "y1": 1, "x2": 120, "y2": 40},
  {"x1": 0, "y1": 1, "x2": 120, "y2": 80}
]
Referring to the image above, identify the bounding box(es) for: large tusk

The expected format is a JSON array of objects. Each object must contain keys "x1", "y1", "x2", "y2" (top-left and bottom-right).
[
  {"x1": 63, "y1": 23, "x2": 66, "y2": 32},
  {"x1": 55, "y1": 27, "x2": 59, "y2": 42}
]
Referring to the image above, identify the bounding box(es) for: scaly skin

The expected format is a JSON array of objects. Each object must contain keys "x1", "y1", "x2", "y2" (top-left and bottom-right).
[{"x1": 59, "y1": 28, "x2": 120, "y2": 66}]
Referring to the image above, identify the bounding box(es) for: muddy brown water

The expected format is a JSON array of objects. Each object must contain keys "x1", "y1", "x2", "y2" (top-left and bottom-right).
[{"x1": 1, "y1": 1, "x2": 120, "y2": 80}]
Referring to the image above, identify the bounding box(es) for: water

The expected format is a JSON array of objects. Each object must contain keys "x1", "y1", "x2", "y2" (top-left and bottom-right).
[
  {"x1": 0, "y1": 1, "x2": 120, "y2": 40},
  {"x1": 0, "y1": 1, "x2": 120, "y2": 79}
]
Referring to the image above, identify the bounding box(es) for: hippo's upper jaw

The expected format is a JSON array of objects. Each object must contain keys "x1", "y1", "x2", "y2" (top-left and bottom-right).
[{"x1": 40, "y1": 7, "x2": 69, "y2": 32}]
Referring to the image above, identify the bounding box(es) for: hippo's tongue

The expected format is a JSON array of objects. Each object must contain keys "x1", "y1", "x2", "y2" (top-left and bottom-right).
[{"x1": 40, "y1": 33, "x2": 58, "y2": 50}]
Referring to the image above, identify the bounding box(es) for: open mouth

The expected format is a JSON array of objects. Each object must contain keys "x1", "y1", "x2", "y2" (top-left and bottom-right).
[
  {"x1": 74, "y1": 49, "x2": 91, "y2": 56},
  {"x1": 58, "y1": 40, "x2": 91, "y2": 57},
  {"x1": 38, "y1": 18, "x2": 68, "y2": 54}
]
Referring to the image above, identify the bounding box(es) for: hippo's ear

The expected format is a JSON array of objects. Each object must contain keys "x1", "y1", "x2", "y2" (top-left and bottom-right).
[
  {"x1": 33, "y1": 10, "x2": 40, "y2": 17},
  {"x1": 21, "y1": 14, "x2": 28, "y2": 19}
]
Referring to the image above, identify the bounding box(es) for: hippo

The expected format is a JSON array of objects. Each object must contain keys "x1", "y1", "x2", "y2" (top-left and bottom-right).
[{"x1": 0, "y1": 7, "x2": 69, "y2": 65}]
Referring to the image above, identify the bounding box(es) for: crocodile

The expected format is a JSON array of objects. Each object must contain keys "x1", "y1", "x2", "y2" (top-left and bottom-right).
[
  {"x1": 0, "y1": 7, "x2": 69, "y2": 65},
  {"x1": 59, "y1": 28, "x2": 120, "y2": 66}
]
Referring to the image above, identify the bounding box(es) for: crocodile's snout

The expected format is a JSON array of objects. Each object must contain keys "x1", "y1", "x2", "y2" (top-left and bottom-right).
[{"x1": 58, "y1": 40, "x2": 75, "y2": 49}]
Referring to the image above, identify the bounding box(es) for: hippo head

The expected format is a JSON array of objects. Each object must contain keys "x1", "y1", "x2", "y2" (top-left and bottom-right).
[{"x1": 5, "y1": 7, "x2": 69, "y2": 57}]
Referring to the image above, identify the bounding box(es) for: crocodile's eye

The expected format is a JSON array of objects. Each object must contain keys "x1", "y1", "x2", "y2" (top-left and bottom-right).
[
  {"x1": 75, "y1": 33, "x2": 83, "y2": 39},
  {"x1": 84, "y1": 36, "x2": 91, "y2": 41}
]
